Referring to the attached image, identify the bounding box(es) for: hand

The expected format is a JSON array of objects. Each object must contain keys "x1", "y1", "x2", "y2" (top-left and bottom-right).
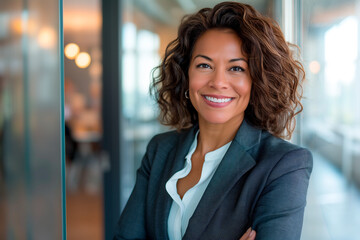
[{"x1": 239, "y1": 227, "x2": 256, "y2": 240}]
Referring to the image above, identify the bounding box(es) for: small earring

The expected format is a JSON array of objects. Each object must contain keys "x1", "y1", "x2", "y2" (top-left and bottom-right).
[{"x1": 185, "y1": 90, "x2": 189, "y2": 99}]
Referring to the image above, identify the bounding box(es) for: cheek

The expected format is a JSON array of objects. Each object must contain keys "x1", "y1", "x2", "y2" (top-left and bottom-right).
[
  {"x1": 244, "y1": 84, "x2": 252, "y2": 96},
  {"x1": 189, "y1": 72, "x2": 207, "y2": 92},
  {"x1": 233, "y1": 79, "x2": 252, "y2": 96}
]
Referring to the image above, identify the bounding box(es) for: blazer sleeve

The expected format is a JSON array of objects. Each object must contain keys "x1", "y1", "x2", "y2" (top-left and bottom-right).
[
  {"x1": 252, "y1": 148, "x2": 313, "y2": 240},
  {"x1": 113, "y1": 138, "x2": 156, "y2": 240}
]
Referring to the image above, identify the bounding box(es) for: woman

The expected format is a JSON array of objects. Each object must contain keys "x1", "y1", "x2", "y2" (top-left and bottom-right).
[{"x1": 114, "y1": 2, "x2": 312, "y2": 240}]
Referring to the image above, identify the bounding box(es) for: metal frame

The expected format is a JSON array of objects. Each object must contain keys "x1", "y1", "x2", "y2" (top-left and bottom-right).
[{"x1": 102, "y1": 0, "x2": 122, "y2": 239}]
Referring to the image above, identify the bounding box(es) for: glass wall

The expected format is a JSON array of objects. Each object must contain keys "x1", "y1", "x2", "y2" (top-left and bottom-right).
[
  {"x1": 301, "y1": 0, "x2": 360, "y2": 239},
  {"x1": 302, "y1": 0, "x2": 360, "y2": 169},
  {"x1": 0, "y1": 0, "x2": 65, "y2": 239}
]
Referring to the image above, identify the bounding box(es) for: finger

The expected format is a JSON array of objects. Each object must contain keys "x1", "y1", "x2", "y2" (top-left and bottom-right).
[
  {"x1": 248, "y1": 230, "x2": 256, "y2": 240},
  {"x1": 239, "y1": 228, "x2": 251, "y2": 240}
]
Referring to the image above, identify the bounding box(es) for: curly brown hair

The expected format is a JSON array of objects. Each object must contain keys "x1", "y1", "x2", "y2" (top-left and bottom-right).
[{"x1": 150, "y1": 1, "x2": 305, "y2": 139}]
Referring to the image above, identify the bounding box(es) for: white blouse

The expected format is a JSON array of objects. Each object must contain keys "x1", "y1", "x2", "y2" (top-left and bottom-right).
[{"x1": 165, "y1": 131, "x2": 232, "y2": 240}]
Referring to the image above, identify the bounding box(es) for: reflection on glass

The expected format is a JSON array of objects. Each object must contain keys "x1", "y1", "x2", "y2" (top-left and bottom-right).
[
  {"x1": 0, "y1": 0, "x2": 64, "y2": 239},
  {"x1": 37, "y1": 27, "x2": 57, "y2": 49},
  {"x1": 309, "y1": 61, "x2": 321, "y2": 74},
  {"x1": 301, "y1": 0, "x2": 360, "y2": 239}
]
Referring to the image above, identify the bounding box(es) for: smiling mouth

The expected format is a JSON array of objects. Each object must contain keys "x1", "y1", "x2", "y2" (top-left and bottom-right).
[{"x1": 204, "y1": 95, "x2": 233, "y2": 103}]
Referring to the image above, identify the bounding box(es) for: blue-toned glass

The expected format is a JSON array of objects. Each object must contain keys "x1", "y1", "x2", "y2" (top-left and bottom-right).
[{"x1": 0, "y1": 0, "x2": 65, "y2": 239}]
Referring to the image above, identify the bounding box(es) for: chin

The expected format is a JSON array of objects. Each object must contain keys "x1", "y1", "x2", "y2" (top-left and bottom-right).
[
  {"x1": 198, "y1": 112, "x2": 245, "y2": 126},
  {"x1": 200, "y1": 114, "x2": 233, "y2": 125}
]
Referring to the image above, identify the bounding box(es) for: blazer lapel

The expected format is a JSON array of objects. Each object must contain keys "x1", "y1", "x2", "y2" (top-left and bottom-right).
[
  {"x1": 154, "y1": 126, "x2": 199, "y2": 239},
  {"x1": 183, "y1": 120, "x2": 261, "y2": 239}
]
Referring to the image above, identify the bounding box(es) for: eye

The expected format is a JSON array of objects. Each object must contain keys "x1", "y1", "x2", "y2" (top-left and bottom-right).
[
  {"x1": 196, "y1": 63, "x2": 212, "y2": 69},
  {"x1": 229, "y1": 66, "x2": 245, "y2": 72}
]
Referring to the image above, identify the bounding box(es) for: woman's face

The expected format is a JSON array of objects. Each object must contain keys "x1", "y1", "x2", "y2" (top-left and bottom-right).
[{"x1": 188, "y1": 28, "x2": 252, "y2": 127}]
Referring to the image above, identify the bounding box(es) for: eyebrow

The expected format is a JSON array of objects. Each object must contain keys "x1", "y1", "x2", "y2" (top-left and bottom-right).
[
  {"x1": 193, "y1": 54, "x2": 248, "y2": 63},
  {"x1": 229, "y1": 58, "x2": 248, "y2": 63}
]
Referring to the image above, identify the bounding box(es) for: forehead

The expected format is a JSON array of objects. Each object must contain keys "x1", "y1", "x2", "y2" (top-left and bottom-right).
[{"x1": 192, "y1": 28, "x2": 245, "y2": 57}]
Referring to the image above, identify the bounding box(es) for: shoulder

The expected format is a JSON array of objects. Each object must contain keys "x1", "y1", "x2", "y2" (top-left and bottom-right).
[
  {"x1": 145, "y1": 130, "x2": 177, "y2": 156},
  {"x1": 139, "y1": 127, "x2": 196, "y2": 177},
  {"x1": 147, "y1": 128, "x2": 186, "y2": 148},
  {"x1": 260, "y1": 131, "x2": 300, "y2": 152},
  {"x1": 148, "y1": 129, "x2": 179, "y2": 145},
  {"x1": 258, "y1": 131, "x2": 311, "y2": 159},
  {"x1": 255, "y1": 131, "x2": 313, "y2": 178},
  {"x1": 145, "y1": 127, "x2": 193, "y2": 157}
]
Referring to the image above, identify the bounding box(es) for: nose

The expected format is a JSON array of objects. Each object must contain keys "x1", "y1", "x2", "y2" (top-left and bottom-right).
[{"x1": 209, "y1": 69, "x2": 228, "y2": 89}]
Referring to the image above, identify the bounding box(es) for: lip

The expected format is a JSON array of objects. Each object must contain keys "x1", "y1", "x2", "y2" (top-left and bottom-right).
[{"x1": 201, "y1": 94, "x2": 234, "y2": 108}]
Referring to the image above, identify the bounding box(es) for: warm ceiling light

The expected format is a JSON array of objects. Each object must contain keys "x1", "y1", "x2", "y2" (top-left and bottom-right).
[
  {"x1": 75, "y1": 52, "x2": 91, "y2": 68},
  {"x1": 38, "y1": 27, "x2": 56, "y2": 49},
  {"x1": 64, "y1": 43, "x2": 80, "y2": 59},
  {"x1": 309, "y1": 61, "x2": 321, "y2": 74},
  {"x1": 11, "y1": 18, "x2": 23, "y2": 34}
]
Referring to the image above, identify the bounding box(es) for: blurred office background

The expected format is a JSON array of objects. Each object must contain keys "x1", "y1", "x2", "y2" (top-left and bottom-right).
[{"x1": 1, "y1": 0, "x2": 360, "y2": 239}]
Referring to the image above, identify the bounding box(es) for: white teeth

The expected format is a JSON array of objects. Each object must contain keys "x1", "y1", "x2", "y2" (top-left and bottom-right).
[{"x1": 205, "y1": 96, "x2": 232, "y2": 103}]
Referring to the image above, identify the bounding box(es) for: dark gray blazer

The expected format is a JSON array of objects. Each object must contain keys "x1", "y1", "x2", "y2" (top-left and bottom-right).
[{"x1": 114, "y1": 120, "x2": 313, "y2": 240}]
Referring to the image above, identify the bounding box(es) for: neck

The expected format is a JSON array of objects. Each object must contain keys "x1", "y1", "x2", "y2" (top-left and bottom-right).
[{"x1": 196, "y1": 117, "x2": 244, "y2": 156}]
